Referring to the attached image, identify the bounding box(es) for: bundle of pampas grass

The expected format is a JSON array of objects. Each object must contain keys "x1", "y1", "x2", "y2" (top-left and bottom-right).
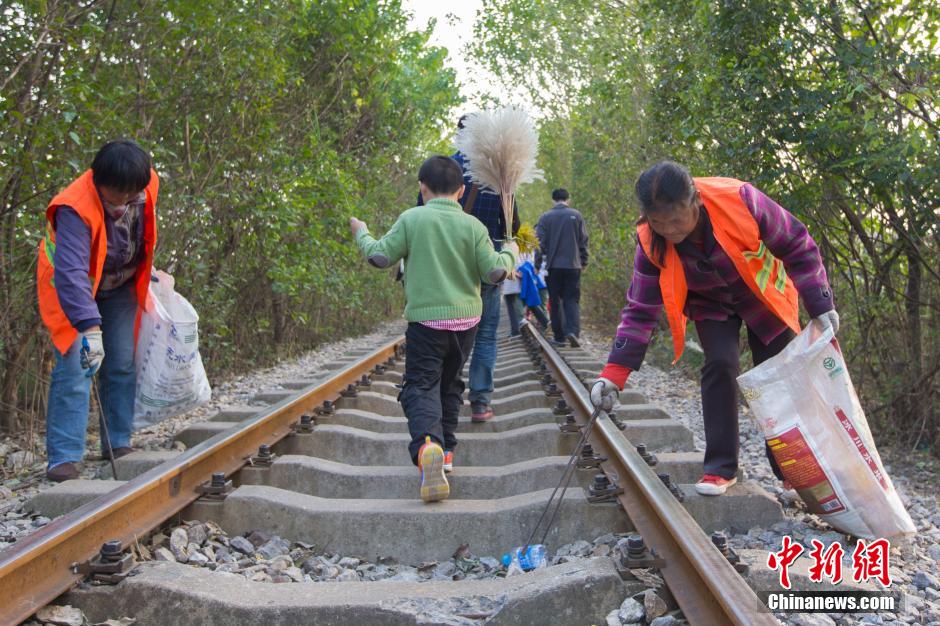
[{"x1": 455, "y1": 107, "x2": 543, "y2": 239}]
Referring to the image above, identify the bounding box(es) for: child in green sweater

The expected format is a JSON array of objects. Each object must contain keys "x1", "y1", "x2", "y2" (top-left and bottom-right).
[{"x1": 350, "y1": 156, "x2": 517, "y2": 502}]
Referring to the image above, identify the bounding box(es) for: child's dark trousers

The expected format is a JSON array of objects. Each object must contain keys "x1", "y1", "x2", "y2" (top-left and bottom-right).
[{"x1": 400, "y1": 322, "x2": 478, "y2": 465}]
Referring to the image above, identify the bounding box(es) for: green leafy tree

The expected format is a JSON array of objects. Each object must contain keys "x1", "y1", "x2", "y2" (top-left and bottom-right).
[
  {"x1": 0, "y1": 0, "x2": 460, "y2": 435},
  {"x1": 473, "y1": 0, "x2": 939, "y2": 450}
]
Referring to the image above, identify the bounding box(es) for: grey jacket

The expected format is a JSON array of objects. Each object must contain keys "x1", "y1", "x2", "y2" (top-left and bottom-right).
[{"x1": 535, "y1": 203, "x2": 589, "y2": 270}]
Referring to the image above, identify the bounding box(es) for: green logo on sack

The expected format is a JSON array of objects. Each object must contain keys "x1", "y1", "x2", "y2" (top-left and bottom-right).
[{"x1": 823, "y1": 356, "x2": 844, "y2": 378}]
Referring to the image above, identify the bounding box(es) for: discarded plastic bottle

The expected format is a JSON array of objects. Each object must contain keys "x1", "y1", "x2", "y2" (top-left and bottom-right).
[{"x1": 501, "y1": 544, "x2": 547, "y2": 573}]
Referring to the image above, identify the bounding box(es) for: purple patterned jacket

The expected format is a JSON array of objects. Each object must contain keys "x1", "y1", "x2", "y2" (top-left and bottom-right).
[{"x1": 607, "y1": 184, "x2": 834, "y2": 370}]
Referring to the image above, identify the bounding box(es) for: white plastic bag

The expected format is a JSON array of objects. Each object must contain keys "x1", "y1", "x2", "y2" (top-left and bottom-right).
[
  {"x1": 737, "y1": 321, "x2": 914, "y2": 541},
  {"x1": 133, "y1": 273, "x2": 211, "y2": 429}
]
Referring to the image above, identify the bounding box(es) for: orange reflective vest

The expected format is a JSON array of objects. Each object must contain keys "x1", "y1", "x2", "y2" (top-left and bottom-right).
[
  {"x1": 637, "y1": 177, "x2": 800, "y2": 364},
  {"x1": 37, "y1": 169, "x2": 159, "y2": 354}
]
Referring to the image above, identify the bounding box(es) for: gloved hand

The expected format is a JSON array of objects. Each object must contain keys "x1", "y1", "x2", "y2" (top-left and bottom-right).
[
  {"x1": 590, "y1": 378, "x2": 619, "y2": 412},
  {"x1": 815, "y1": 310, "x2": 840, "y2": 335},
  {"x1": 79, "y1": 330, "x2": 104, "y2": 377}
]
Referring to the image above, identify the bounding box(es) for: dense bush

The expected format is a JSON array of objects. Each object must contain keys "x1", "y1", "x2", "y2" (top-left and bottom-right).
[
  {"x1": 474, "y1": 0, "x2": 939, "y2": 451},
  {"x1": 0, "y1": 0, "x2": 460, "y2": 433}
]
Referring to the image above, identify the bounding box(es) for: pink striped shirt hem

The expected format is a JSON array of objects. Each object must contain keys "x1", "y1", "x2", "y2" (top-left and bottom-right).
[{"x1": 421, "y1": 317, "x2": 481, "y2": 332}]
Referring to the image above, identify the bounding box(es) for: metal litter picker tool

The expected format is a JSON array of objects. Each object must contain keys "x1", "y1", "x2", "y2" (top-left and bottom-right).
[
  {"x1": 523, "y1": 404, "x2": 604, "y2": 550},
  {"x1": 81, "y1": 338, "x2": 119, "y2": 481}
]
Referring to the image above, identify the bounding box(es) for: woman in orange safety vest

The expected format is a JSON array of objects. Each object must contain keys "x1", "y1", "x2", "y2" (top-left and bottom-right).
[
  {"x1": 590, "y1": 161, "x2": 838, "y2": 496},
  {"x1": 37, "y1": 139, "x2": 158, "y2": 482}
]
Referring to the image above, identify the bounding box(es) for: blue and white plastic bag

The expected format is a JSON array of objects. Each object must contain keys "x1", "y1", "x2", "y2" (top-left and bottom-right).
[{"x1": 133, "y1": 273, "x2": 211, "y2": 429}]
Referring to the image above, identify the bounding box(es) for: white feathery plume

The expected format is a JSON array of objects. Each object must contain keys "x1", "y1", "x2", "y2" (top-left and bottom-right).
[{"x1": 455, "y1": 107, "x2": 543, "y2": 239}]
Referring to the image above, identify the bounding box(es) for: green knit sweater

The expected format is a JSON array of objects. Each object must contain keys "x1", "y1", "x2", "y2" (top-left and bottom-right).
[{"x1": 356, "y1": 198, "x2": 517, "y2": 322}]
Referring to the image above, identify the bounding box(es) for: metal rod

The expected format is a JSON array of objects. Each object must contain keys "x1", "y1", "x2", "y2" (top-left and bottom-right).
[
  {"x1": 91, "y1": 377, "x2": 119, "y2": 481},
  {"x1": 538, "y1": 407, "x2": 601, "y2": 546},
  {"x1": 524, "y1": 407, "x2": 596, "y2": 549}
]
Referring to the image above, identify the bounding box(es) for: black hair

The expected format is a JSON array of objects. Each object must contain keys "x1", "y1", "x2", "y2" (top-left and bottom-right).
[
  {"x1": 418, "y1": 155, "x2": 464, "y2": 195},
  {"x1": 634, "y1": 161, "x2": 696, "y2": 265},
  {"x1": 91, "y1": 139, "x2": 152, "y2": 193},
  {"x1": 457, "y1": 114, "x2": 469, "y2": 129},
  {"x1": 551, "y1": 188, "x2": 569, "y2": 202}
]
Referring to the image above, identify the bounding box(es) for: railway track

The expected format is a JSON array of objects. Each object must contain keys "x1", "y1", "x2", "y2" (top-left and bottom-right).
[{"x1": 1, "y1": 324, "x2": 784, "y2": 625}]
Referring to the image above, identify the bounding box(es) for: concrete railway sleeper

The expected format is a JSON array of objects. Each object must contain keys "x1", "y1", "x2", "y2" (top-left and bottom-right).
[{"x1": 4, "y1": 329, "x2": 786, "y2": 625}]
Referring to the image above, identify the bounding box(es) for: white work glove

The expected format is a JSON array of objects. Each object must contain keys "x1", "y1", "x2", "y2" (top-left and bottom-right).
[
  {"x1": 80, "y1": 330, "x2": 104, "y2": 377},
  {"x1": 589, "y1": 378, "x2": 619, "y2": 412},
  {"x1": 815, "y1": 310, "x2": 840, "y2": 335}
]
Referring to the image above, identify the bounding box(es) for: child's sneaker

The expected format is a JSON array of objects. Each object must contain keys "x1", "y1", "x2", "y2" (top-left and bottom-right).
[
  {"x1": 418, "y1": 436, "x2": 449, "y2": 502},
  {"x1": 694, "y1": 474, "x2": 737, "y2": 496},
  {"x1": 471, "y1": 403, "x2": 494, "y2": 423},
  {"x1": 443, "y1": 450, "x2": 454, "y2": 473}
]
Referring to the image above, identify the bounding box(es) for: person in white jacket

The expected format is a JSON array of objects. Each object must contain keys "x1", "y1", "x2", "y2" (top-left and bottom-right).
[
  {"x1": 501, "y1": 263, "x2": 523, "y2": 338},
  {"x1": 503, "y1": 251, "x2": 550, "y2": 337}
]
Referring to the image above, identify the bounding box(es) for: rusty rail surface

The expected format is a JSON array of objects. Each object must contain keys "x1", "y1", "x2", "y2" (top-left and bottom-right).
[
  {"x1": 0, "y1": 338, "x2": 404, "y2": 626},
  {"x1": 524, "y1": 325, "x2": 777, "y2": 626}
]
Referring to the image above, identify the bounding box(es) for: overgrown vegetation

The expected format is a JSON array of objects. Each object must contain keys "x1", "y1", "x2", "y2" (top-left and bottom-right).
[
  {"x1": 0, "y1": 0, "x2": 459, "y2": 435},
  {"x1": 2, "y1": 1, "x2": 937, "y2": 457},
  {"x1": 473, "y1": 0, "x2": 939, "y2": 451}
]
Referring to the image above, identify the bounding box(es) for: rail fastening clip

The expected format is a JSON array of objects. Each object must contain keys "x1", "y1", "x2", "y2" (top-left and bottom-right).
[
  {"x1": 196, "y1": 472, "x2": 234, "y2": 500},
  {"x1": 587, "y1": 473, "x2": 624, "y2": 503},
  {"x1": 71, "y1": 540, "x2": 135, "y2": 584}
]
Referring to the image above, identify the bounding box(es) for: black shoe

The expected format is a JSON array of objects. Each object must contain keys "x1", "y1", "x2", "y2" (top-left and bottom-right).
[
  {"x1": 566, "y1": 334, "x2": 581, "y2": 348},
  {"x1": 549, "y1": 339, "x2": 567, "y2": 347},
  {"x1": 46, "y1": 462, "x2": 80, "y2": 482}
]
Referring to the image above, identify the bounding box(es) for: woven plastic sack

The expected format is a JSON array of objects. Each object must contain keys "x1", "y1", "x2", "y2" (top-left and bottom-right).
[
  {"x1": 737, "y1": 321, "x2": 914, "y2": 541},
  {"x1": 133, "y1": 274, "x2": 211, "y2": 429}
]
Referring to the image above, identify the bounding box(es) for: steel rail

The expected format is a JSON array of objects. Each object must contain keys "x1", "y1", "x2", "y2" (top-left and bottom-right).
[
  {"x1": 524, "y1": 325, "x2": 776, "y2": 626},
  {"x1": 0, "y1": 338, "x2": 404, "y2": 626}
]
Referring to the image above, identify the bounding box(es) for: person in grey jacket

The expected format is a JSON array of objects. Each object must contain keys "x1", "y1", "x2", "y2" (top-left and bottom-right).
[{"x1": 535, "y1": 188, "x2": 589, "y2": 347}]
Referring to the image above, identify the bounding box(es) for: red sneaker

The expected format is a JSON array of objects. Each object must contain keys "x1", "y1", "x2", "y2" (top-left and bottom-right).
[
  {"x1": 694, "y1": 474, "x2": 737, "y2": 496},
  {"x1": 471, "y1": 403, "x2": 494, "y2": 423},
  {"x1": 443, "y1": 450, "x2": 453, "y2": 473},
  {"x1": 417, "y1": 436, "x2": 449, "y2": 502}
]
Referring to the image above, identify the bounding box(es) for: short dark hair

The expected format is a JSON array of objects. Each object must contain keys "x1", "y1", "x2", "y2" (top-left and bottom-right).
[
  {"x1": 91, "y1": 139, "x2": 152, "y2": 193},
  {"x1": 418, "y1": 156, "x2": 464, "y2": 195},
  {"x1": 552, "y1": 188, "x2": 569, "y2": 201}
]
